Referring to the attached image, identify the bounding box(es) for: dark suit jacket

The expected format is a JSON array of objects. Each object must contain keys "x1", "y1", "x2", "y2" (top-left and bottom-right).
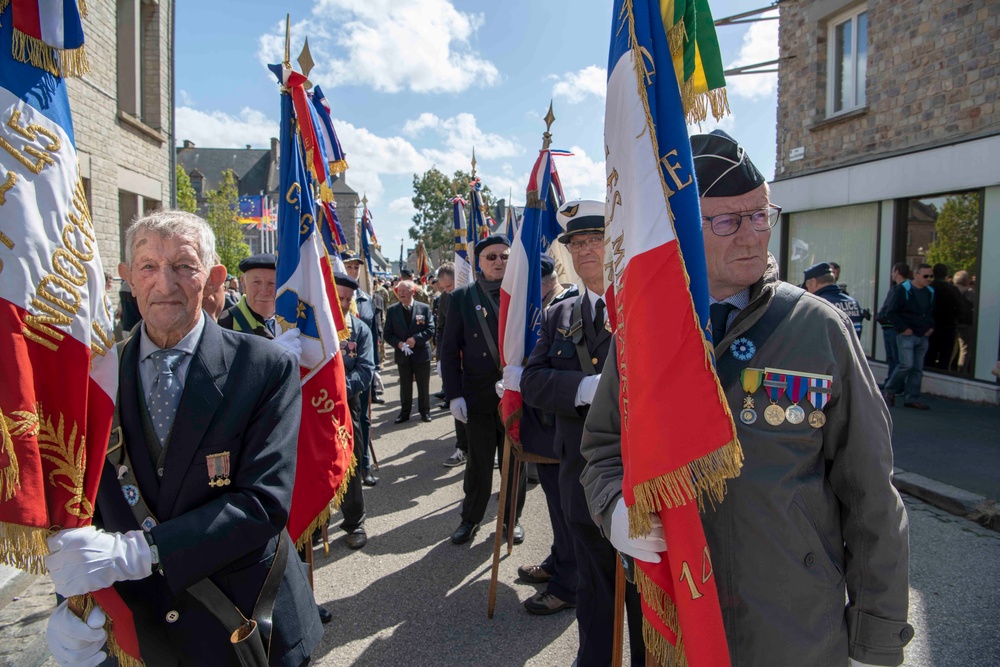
[
  {"x1": 521, "y1": 293, "x2": 612, "y2": 523},
  {"x1": 440, "y1": 282, "x2": 504, "y2": 414},
  {"x1": 383, "y1": 300, "x2": 434, "y2": 364},
  {"x1": 94, "y1": 318, "x2": 322, "y2": 667}
]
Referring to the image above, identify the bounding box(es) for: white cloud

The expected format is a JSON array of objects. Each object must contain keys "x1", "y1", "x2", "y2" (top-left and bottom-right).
[
  {"x1": 402, "y1": 112, "x2": 520, "y2": 160},
  {"x1": 552, "y1": 147, "x2": 606, "y2": 202},
  {"x1": 176, "y1": 106, "x2": 277, "y2": 148},
  {"x1": 389, "y1": 196, "x2": 416, "y2": 217},
  {"x1": 551, "y1": 66, "x2": 607, "y2": 104},
  {"x1": 257, "y1": 0, "x2": 499, "y2": 94},
  {"x1": 725, "y1": 15, "x2": 779, "y2": 101}
]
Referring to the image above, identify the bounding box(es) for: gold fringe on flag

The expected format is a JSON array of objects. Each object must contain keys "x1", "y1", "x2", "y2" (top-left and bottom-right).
[
  {"x1": 328, "y1": 159, "x2": 348, "y2": 176},
  {"x1": 71, "y1": 595, "x2": 145, "y2": 667},
  {"x1": 682, "y1": 86, "x2": 729, "y2": 125},
  {"x1": 0, "y1": 0, "x2": 10, "y2": 15},
  {"x1": 78, "y1": 0, "x2": 88, "y2": 18},
  {"x1": 0, "y1": 522, "x2": 49, "y2": 573},
  {"x1": 634, "y1": 567, "x2": 680, "y2": 635},
  {"x1": 12, "y1": 30, "x2": 90, "y2": 78},
  {"x1": 643, "y1": 617, "x2": 689, "y2": 667},
  {"x1": 293, "y1": 451, "x2": 358, "y2": 551}
]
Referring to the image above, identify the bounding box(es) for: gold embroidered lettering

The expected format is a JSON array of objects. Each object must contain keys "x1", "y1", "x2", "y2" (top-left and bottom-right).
[
  {"x1": 679, "y1": 560, "x2": 704, "y2": 600},
  {"x1": 91, "y1": 320, "x2": 114, "y2": 358},
  {"x1": 61, "y1": 221, "x2": 95, "y2": 262},
  {"x1": 299, "y1": 213, "x2": 313, "y2": 236},
  {"x1": 1, "y1": 109, "x2": 59, "y2": 175},
  {"x1": 660, "y1": 149, "x2": 693, "y2": 195},
  {"x1": 52, "y1": 248, "x2": 88, "y2": 287},
  {"x1": 0, "y1": 170, "x2": 17, "y2": 205},
  {"x1": 286, "y1": 182, "x2": 301, "y2": 205}
]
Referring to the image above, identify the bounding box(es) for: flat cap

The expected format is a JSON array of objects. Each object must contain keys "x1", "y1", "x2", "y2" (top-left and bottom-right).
[
  {"x1": 556, "y1": 200, "x2": 604, "y2": 244},
  {"x1": 475, "y1": 234, "x2": 510, "y2": 257},
  {"x1": 333, "y1": 271, "x2": 359, "y2": 290},
  {"x1": 691, "y1": 130, "x2": 766, "y2": 198},
  {"x1": 803, "y1": 262, "x2": 834, "y2": 281},
  {"x1": 239, "y1": 253, "x2": 276, "y2": 272}
]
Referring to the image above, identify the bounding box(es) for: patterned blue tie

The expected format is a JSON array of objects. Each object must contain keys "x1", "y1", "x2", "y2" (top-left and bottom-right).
[{"x1": 148, "y1": 349, "x2": 186, "y2": 447}]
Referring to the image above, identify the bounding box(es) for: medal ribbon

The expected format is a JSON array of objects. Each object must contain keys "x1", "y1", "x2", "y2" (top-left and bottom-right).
[
  {"x1": 763, "y1": 372, "x2": 786, "y2": 403},
  {"x1": 741, "y1": 368, "x2": 763, "y2": 394},
  {"x1": 785, "y1": 374, "x2": 807, "y2": 404},
  {"x1": 807, "y1": 376, "x2": 833, "y2": 410}
]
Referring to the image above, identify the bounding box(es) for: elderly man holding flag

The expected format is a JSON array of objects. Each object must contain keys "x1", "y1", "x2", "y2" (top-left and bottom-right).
[{"x1": 580, "y1": 2, "x2": 912, "y2": 665}]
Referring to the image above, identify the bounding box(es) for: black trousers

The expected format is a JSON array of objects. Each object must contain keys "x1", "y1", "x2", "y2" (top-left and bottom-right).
[
  {"x1": 571, "y1": 521, "x2": 645, "y2": 667},
  {"x1": 461, "y1": 410, "x2": 526, "y2": 525},
  {"x1": 454, "y1": 418, "x2": 468, "y2": 453},
  {"x1": 397, "y1": 356, "x2": 431, "y2": 417},
  {"x1": 340, "y1": 396, "x2": 365, "y2": 533},
  {"x1": 537, "y1": 462, "x2": 577, "y2": 603}
]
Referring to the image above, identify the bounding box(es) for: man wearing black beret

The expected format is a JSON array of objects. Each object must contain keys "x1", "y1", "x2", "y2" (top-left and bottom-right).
[
  {"x1": 441, "y1": 234, "x2": 527, "y2": 545},
  {"x1": 581, "y1": 130, "x2": 912, "y2": 666}
]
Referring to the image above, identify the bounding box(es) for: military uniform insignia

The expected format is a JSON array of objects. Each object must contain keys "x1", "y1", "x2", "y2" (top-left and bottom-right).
[
  {"x1": 122, "y1": 484, "x2": 140, "y2": 506},
  {"x1": 806, "y1": 374, "x2": 833, "y2": 428},
  {"x1": 739, "y1": 368, "x2": 763, "y2": 424},
  {"x1": 762, "y1": 371, "x2": 787, "y2": 425},
  {"x1": 207, "y1": 451, "x2": 232, "y2": 487},
  {"x1": 730, "y1": 337, "x2": 756, "y2": 361},
  {"x1": 415, "y1": 314, "x2": 425, "y2": 325},
  {"x1": 784, "y1": 374, "x2": 808, "y2": 424},
  {"x1": 141, "y1": 516, "x2": 158, "y2": 532}
]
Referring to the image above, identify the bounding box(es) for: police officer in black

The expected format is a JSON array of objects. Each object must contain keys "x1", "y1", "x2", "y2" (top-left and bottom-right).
[
  {"x1": 441, "y1": 234, "x2": 526, "y2": 545},
  {"x1": 521, "y1": 201, "x2": 644, "y2": 665},
  {"x1": 804, "y1": 262, "x2": 865, "y2": 337}
]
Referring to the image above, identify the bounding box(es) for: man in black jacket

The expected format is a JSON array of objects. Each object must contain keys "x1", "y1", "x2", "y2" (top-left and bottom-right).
[
  {"x1": 883, "y1": 263, "x2": 935, "y2": 410},
  {"x1": 926, "y1": 263, "x2": 963, "y2": 370},
  {"x1": 441, "y1": 235, "x2": 526, "y2": 545},
  {"x1": 383, "y1": 280, "x2": 435, "y2": 423}
]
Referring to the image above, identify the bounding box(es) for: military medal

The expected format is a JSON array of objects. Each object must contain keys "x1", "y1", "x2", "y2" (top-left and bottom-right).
[
  {"x1": 784, "y1": 373, "x2": 808, "y2": 425},
  {"x1": 730, "y1": 337, "x2": 756, "y2": 362},
  {"x1": 207, "y1": 451, "x2": 232, "y2": 487},
  {"x1": 739, "y1": 368, "x2": 764, "y2": 424},
  {"x1": 762, "y1": 371, "x2": 787, "y2": 425},
  {"x1": 806, "y1": 374, "x2": 833, "y2": 428}
]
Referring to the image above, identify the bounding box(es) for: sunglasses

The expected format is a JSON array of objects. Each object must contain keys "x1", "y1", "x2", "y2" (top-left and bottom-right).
[
  {"x1": 918, "y1": 273, "x2": 933, "y2": 279},
  {"x1": 483, "y1": 253, "x2": 510, "y2": 262}
]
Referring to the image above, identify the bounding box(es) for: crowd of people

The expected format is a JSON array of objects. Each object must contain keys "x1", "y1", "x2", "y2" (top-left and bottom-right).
[{"x1": 45, "y1": 131, "x2": 915, "y2": 667}]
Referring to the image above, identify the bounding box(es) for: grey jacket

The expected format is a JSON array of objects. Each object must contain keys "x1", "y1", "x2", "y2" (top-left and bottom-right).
[{"x1": 580, "y1": 259, "x2": 912, "y2": 666}]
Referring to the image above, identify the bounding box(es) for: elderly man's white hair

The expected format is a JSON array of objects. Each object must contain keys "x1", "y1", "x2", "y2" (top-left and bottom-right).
[{"x1": 124, "y1": 209, "x2": 216, "y2": 269}]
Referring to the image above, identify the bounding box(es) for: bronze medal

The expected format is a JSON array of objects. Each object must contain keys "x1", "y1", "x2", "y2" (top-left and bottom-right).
[
  {"x1": 764, "y1": 404, "x2": 785, "y2": 425},
  {"x1": 740, "y1": 408, "x2": 757, "y2": 424},
  {"x1": 739, "y1": 369, "x2": 764, "y2": 427},
  {"x1": 808, "y1": 410, "x2": 827, "y2": 428},
  {"x1": 785, "y1": 404, "x2": 805, "y2": 424}
]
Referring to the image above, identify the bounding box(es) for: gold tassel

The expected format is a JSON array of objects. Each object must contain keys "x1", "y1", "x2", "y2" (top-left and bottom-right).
[
  {"x1": 12, "y1": 31, "x2": 90, "y2": 78},
  {"x1": 328, "y1": 159, "x2": 348, "y2": 176},
  {"x1": 318, "y1": 181, "x2": 335, "y2": 204},
  {"x1": 666, "y1": 18, "x2": 687, "y2": 58},
  {"x1": 0, "y1": 406, "x2": 23, "y2": 502},
  {"x1": 78, "y1": 0, "x2": 88, "y2": 18},
  {"x1": 642, "y1": 617, "x2": 689, "y2": 667},
  {"x1": 293, "y1": 505, "x2": 333, "y2": 551},
  {"x1": 0, "y1": 522, "x2": 49, "y2": 573},
  {"x1": 69, "y1": 594, "x2": 145, "y2": 666},
  {"x1": 634, "y1": 567, "x2": 680, "y2": 634}
]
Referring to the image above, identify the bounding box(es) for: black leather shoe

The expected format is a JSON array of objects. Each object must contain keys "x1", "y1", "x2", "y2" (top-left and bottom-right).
[
  {"x1": 372, "y1": 396, "x2": 386, "y2": 404},
  {"x1": 451, "y1": 521, "x2": 480, "y2": 545},
  {"x1": 393, "y1": 414, "x2": 410, "y2": 424},
  {"x1": 503, "y1": 523, "x2": 525, "y2": 545},
  {"x1": 420, "y1": 413, "x2": 433, "y2": 423},
  {"x1": 345, "y1": 529, "x2": 368, "y2": 549},
  {"x1": 433, "y1": 390, "x2": 446, "y2": 399},
  {"x1": 317, "y1": 605, "x2": 332, "y2": 624},
  {"x1": 362, "y1": 473, "x2": 379, "y2": 487}
]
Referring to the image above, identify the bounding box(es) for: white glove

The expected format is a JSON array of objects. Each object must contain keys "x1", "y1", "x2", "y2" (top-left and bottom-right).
[
  {"x1": 609, "y1": 497, "x2": 666, "y2": 563},
  {"x1": 374, "y1": 371, "x2": 384, "y2": 392},
  {"x1": 46, "y1": 527, "x2": 152, "y2": 597},
  {"x1": 400, "y1": 343, "x2": 413, "y2": 356},
  {"x1": 47, "y1": 601, "x2": 107, "y2": 667},
  {"x1": 495, "y1": 380, "x2": 505, "y2": 399},
  {"x1": 502, "y1": 364, "x2": 523, "y2": 393},
  {"x1": 575, "y1": 374, "x2": 602, "y2": 406},
  {"x1": 450, "y1": 397, "x2": 468, "y2": 423},
  {"x1": 273, "y1": 328, "x2": 302, "y2": 365}
]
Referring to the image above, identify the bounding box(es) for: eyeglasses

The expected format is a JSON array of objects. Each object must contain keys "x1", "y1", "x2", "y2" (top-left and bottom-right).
[
  {"x1": 567, "y1": 236, "x2": 604, "y2": 253},
  {"x1": 702, "y1": 205, "x2": 781, "y2": 237},
  {"x1": 918, "y1": 273, "x2": 933, "y2": 279},
  {"x1": 483, "y1": 253, "x2": 510, "y2": 262}
]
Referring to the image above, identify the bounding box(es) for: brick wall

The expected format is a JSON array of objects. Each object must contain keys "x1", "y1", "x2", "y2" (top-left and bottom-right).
[
  {"x1": 774, "y1": 0, "x2": 1000, "y2": 180},
  {"x1": 65, "y1": 0, "x2": 173, "y2": 268}
]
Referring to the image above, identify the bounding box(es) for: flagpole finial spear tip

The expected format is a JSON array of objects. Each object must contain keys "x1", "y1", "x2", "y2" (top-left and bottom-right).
[
  {"x1": 362, "y1": 193, "x2": 368, "y2": 206},
  {"x1": 471, "y1": 147, "x2": 477, "y2": 178},
  {"x1": 283, "y1": 14, "x2": 291, "y2": 67},
  {"x1": 542, "y1": 101, "x2": 555, "y2": 150}
]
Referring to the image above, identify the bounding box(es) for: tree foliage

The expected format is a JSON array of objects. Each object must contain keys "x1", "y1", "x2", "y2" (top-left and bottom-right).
[
  {"x1": 175, "y1": 165, "x2": 198, "y2": 213},
  {"x1": 409, "y1": 168, "x2": 495, "y2": 257},
  {"x1": 205, "y1": 169, "x2": 250, "y2": 274},
  {"x1": 926, "y1": 192, "x2": 980, "y2": 276}
]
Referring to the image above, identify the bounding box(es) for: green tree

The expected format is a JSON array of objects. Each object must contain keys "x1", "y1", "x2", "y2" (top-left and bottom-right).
[
  {"x1": 409, "y1": 168, "x2": 495, "y2": 256},
  {"x1": 175, "y1": 165, "x2": 198, "y2": 213},
  {"x1": 926, "y1": 192, "x2": 980, "y2": 276},
  {"x1": 205, "y1": 169, "x2": 249, "y2": 274}
]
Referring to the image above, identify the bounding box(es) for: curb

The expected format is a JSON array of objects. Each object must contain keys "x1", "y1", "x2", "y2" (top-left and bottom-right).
[{"x1": 892, "y1": 467, "x2": 998, "y2": 530}]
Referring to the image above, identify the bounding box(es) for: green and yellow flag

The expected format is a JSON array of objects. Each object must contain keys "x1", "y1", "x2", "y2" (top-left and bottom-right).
[{"x1": 660, "y1": 0, "x2": 730, "y2": 122}]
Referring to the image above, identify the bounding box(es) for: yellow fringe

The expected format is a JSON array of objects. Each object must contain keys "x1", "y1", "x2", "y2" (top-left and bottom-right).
[
  {"x1": 328, "y1": 159, "x2": 348, "y2": 176},
  {"x1": 12, "y1": 31, "x2": 90, "y2": 78},
  {"x1": 666, "y1": 18, "x2": 686, "y2": 57},
  {"x1": 0, "y1": 0, "x2": 10, "y2": 16},
  {"x1": 0, "y1": 522, "x2": 49, "y2": 574},
  {"x1": 683, "y1": 86, "x2": 730, "y2": 124},
  {"x1": 627, "y1": 440, "x2": 744, "y2": 538},
  {"x1": 318, "y1": 181, "x2": 335, "y2": 204},
  {"x1": 293, "y1": 451, "x2": 358, "y2": 550},
  {"x1": 78, "y1": 0, "x2": 88, "y2": 19},
  {"x1": 0, "y1": 406, "x2": 21, "y2": 502},
  {"x1": 72, "y1": 594, "x2": 145, "y2": 667},
  {"x1": 329, "y1": 452, "x2": 358, "y2": 510},
  {"x1": 643, "y1": 616, "x2": 689, "y2": 667},
  {"x1": 634, "y1": 567, "x2": 680, "y2": 634}
]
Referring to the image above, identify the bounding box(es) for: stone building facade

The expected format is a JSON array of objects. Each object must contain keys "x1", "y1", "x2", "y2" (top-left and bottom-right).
[
  {"x1": 67, "y1": 0, "x2": 175, "y2": 271},
  {"x1": 770, "y1": 0, "x2": 1000, "y2": 402}
]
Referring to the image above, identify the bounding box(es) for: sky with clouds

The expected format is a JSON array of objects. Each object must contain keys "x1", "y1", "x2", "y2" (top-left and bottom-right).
[{"x1": 175, "y1": 0, "x2": 778, "y2": 253}]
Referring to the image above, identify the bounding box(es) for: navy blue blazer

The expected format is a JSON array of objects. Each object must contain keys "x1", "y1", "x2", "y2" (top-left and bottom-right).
[
  {"x1": 95, "y1": 318, "x2": 322, "y2": 666},
  {"x1": 383, "y1": 300, "x2": 435, "y2": 364}
]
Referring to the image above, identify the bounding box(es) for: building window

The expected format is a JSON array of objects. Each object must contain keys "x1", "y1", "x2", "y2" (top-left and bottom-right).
[
  {"x1": 827, "y1": 7, "x2": 868, "y2": 116},
  {"x1": 117, "y1": 0, "x2": 161, "y2": 128}
]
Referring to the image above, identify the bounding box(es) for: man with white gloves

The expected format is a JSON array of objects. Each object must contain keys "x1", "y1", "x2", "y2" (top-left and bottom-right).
[
  {"x1": 520, "y1": 200, "x2": 646, "y2": 665},
  {"x1": 440, "y1": 235, "x2": 527, "y2": 546},
  {"x1": 45, "y1": 210, "x2": 322, "y2": 666},
  {"x1": 383, "y1": 280, "x2": 435, "y2": 424}
]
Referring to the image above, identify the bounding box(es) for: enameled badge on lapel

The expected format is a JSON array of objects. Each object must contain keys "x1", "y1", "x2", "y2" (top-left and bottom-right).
[
  {"x1": 207, "y1": 451, "x2": 232, "y2": 487},
  {"x1": 730, "y1": 337, "x2": 756, "y2": 361}
]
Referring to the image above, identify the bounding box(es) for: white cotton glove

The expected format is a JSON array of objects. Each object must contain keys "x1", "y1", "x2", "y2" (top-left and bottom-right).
[
  {"x1": 374, "y1": 371, "x2": 384, "y2": 392},
  {"x1": 495, "y1": 380, "x2": 505, "y2": 399},
  {"x1": 47, "y1": 601, "x2": 107, "y2": 667},
  {"x1": 400, "y1": 343, "x2": 413, "y2": 356},
  {"x1": 46, "y1": 527, "x2": 152, "y2": 597},
  {"x1": 575, "y1": 374, "x2": 602, "y2": 407},
  {"x1": 609, "y1": 497, "x2": 666, "y2": 563},
  {"x1": 450, "y1": 397, "x2": 468, "y2": 423},
  {"x1": 502, "y1": 364, "x2": 523, "y2": 393},
  {"x1": 273, "y1": 328, "x2": 302, "y2": 365}
]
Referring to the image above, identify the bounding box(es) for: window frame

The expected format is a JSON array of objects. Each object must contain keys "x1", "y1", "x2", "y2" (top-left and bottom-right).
[{"x1": 826, "y1": 5, "x2": 869, "y2": 117}]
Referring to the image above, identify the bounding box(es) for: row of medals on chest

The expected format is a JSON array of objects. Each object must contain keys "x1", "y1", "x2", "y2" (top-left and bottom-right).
[{"x1": 738, "y1": 367, "x2": 832, "y2": 428}]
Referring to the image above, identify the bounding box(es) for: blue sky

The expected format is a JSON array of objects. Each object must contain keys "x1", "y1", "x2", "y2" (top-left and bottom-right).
[{"x1": 175, "y1": 0, "x2": 779, "y2": 252}]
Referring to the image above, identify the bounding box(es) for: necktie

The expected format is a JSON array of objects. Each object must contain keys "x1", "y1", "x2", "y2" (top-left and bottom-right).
[
  {"x1": 147, "y1": 349, "x2": 187, "y2": 448},
  {"x1": 594, "y1": 299, "x2": 606, "y2": 332},
  {"x1": 265, "y1": 318, "x2": 276, "y2": 336},
  {"x1": 710, "y1": 302, "x2": 736, "y2": 347}
]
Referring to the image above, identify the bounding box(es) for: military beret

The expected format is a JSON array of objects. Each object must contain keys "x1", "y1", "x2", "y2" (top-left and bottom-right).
[
  {"x1": 803, "y1": 262, "x2": 834, "y2": 281},
  {"x1": 540, "y1": 255, "x2": 556, "y2": 278},
  {"x1": 333, "y1": 271, "x2": 359, "y2": 290},
  {"x1": 556, "y1": 200, "x2": 604, "y2": 244},
  {"x1": 690, "y1": 129, "x2": 766, "y2": 198},
  {"x1": 475, "y1": 234, "x2": 510, "y2": 257},
  {"x1": 400, "y1": 267, "x2": 414, "y2": 278},
  {"x1": 239, "y1": 253, "x2": 276, "y2": 272},
  {"x1": 341, "y1": 250, "x2": 363, "y2": 264}
]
